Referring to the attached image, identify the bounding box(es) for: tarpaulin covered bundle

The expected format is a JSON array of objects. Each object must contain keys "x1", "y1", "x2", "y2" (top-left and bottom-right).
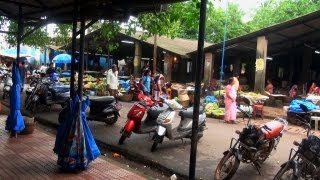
[
  {"x1": 53, "y1": 95, "x2": 100, "y2": 172},
  {"x1": 6, "y1": 64, "x2": 25, "y2": 134},
  {"x1": 289, "y1": 99, "x2": 319, "y2": 113},
  {"x1": 204, "y1": 96, "x2": 218, "y2": 104}
]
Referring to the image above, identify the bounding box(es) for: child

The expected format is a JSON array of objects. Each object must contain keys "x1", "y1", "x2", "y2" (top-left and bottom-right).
[{"x1": 165, "y1": 83, "x2": 172, "y2": 100}]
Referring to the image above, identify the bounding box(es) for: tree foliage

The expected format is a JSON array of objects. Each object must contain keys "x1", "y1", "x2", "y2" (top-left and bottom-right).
[
  {"x1": 53, "y1": 24, "x2": 72, "y2": 46},
  {"x1": 249, "y1": 0, "x2": 320, "y2": 31},
  {"x1": 91, "y1": 20, "x2": 121, "y2": 53},
  {"x1": 0, "y1": 17, "x2": 50, "y2": 49}
]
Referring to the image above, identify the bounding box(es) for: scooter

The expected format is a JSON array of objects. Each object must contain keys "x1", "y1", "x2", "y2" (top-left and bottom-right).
[
  {"x1": 150, "y1": 99, "x2": 207, "y2": 152},
  {"x1": 86, "y1": 95, "x2": 121, "y2": 125},
  {"x1": 59, "y1": 95, "x2": 121, "y2": 125},
  {"x1": 2, "y1": 71, "x2": 12, "y2": 100},
  {"x1": 118, "y1": 92, "x2": 168, "y2": 145}
]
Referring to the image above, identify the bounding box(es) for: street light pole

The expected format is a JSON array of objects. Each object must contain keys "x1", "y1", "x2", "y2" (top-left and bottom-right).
[{"x1": 189, "y1": 0, "x2": 207, "y2": 179}]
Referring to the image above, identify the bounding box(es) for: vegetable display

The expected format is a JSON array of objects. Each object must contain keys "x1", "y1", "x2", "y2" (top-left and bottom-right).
[{"x1": 205, "y1": 103, "x2": 225, "y2": 116}]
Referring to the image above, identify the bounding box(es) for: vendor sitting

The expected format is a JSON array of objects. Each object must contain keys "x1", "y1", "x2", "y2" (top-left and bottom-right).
[
  {"x1": 265, "y1": 79, "x2": 274, "y2": 94},
  {"x1": 308, "y1": 82, "x2": 319, "y2": 95},
  {"x1": 289, "y1": 85, "x2": 298, "y2": 100}
]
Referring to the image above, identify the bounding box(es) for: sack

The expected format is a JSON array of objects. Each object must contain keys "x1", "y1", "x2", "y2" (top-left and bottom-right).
[{"x1": 178, "y1": 89, "x2": 189, "y2": 101}]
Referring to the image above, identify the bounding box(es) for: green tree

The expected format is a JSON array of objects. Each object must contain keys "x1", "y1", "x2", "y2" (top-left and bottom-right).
[
  {"x1": 0, "y1": 17, "x2": 50, "y2": 49},
  {"x1": 53, "y1": 24, "x2": 72, "y2": 46},
  {"x1": 249, "y1": 0, "x2": 320, "y2": 31}
]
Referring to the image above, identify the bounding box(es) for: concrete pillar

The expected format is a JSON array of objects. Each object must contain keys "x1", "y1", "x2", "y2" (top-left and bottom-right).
[
  {"x1": 204, "y1": 52, "x2": 213, "y2": 85},
  {"x1": 301, "y1": 46, "x2": 313, "y2": 84},
  {"x1": 254, "y1": 36, "x2": 268, "y2": 93},
  {"x1": 133, "y1": 41, "x2": 142, "y2": 77},
  {"x1": 164, "y1": 53, "x2": 173, "y2": 82}
]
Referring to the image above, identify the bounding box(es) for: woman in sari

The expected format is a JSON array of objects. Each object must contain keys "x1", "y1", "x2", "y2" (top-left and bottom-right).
[{"x1": 224, "y1": 77, "x2": 237, "y2": 123}]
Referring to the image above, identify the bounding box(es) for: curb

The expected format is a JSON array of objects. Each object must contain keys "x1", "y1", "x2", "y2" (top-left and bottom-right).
[{"x1": 3, "y1": 101, "x2": 188, "y2": 179}]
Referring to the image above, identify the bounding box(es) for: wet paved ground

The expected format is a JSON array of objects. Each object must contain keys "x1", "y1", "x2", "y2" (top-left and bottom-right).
[{"x1": 0, "y1": 115, "x2": 145, "y2": 179}]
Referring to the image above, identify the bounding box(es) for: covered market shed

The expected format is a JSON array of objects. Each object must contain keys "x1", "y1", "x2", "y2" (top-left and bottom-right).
[{"x1": 196, "y1": 10, "x2": 320, "y2": 93}]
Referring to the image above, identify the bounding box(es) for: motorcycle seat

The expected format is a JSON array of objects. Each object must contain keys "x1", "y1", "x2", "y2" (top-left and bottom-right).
[
  {"x1": 179, "y1": 106, "x2": 204, "y2": 118},
  {"x1": 260, "y1": 121, "x2": 284, "y2": 139},
  {"x1": 89, "y1": 96, "x2": 115, "y2": 104}
]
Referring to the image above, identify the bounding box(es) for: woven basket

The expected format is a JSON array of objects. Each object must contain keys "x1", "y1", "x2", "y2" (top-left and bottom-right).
[
  {"x1": 178, "y1": 100, "x2": 189, "y2": 108},
  {"x1": 119, "y1": 94, "x2": 133, "y2": 102},
  {"x1": 20, "y1": 116, "x2": 35, "y2": 135}
]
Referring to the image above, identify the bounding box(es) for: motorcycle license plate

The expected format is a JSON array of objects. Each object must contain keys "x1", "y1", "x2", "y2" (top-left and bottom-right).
[{"x1": 157, "y1": 126, "x2": 166, "y2": 136}]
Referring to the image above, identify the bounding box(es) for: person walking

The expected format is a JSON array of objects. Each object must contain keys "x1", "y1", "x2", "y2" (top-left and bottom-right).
[
  {"x1": 142, "y1": 70, "x2": 151, "y2": 96},
  {"x1": 107, "y1": 64, "x2": 119, "y2": 98},
  {"x1": 224, "y1": 77, "x2": 237, "y2": 124}
]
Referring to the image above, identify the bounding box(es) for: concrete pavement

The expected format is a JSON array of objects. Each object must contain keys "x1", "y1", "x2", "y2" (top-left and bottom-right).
[{"x1": 12, "y1": 100, "x2": 313, "y2": 180}]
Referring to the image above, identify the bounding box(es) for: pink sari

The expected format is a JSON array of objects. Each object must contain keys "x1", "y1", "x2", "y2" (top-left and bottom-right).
[{"x1": 224, "y1": 84, "x2": 237, "y2": 122}]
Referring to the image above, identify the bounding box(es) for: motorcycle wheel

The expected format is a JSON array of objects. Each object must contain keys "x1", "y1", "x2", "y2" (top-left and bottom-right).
[
  {"x1": 105, "y1": 113, "x2": 118, "y2": 125},
  {"x1": 274, "y1": 162, "x2": 298, "y2": 180},
  {"x1": 151, "y1": 135, "x2": 162, "y2": 152},
  {"x1": 118, "y1": 132, "x2": 128, "y2": 145},
  {"x1": 214, "y1": 151, "x2": 240, "y2": 180}
]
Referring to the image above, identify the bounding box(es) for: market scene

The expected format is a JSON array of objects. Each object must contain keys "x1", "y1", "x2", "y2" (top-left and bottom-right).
[{"x1": 1, "y1": 0, "x2": 320, "y2": 179}]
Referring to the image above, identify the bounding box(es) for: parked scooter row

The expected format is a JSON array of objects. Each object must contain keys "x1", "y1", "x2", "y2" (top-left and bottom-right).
[
  {"x1": 118, "y1": 92, "x2": 207, "y2": 152},
  {"x1": 213, "y1": 104, "x2": 320, "y2": 180}
]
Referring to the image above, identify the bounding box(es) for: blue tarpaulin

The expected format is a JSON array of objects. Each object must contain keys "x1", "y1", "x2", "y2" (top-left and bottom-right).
[
  {"x1": 6, "y1": 64, "x2": 25, "y2": 134},
  {"x1": 54, "y1": 95, "x2": 100, "y2": 171},
  {"x1": 289, "y1": 99, "x2": 319, "y2": 113},
  {"x1": 204, "y1": 96, "x2": 218, "y2": 103}
]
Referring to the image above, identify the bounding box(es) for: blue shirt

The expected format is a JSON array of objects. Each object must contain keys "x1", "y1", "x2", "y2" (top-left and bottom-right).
[{"x1": 142, "y1": 76, "x2": 151, "y2": 93}]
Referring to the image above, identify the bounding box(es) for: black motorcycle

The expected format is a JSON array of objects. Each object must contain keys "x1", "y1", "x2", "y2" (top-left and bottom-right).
[
  {"x1": 214, "y1": 107, "x2": 287, "y2": 180},
  {"x1": 59, "y1": 95, "x2": 121, "y2": 125},
  {"x1": 25, "y1": 79, "x2": 69, "y2": 112},
  {"x1": 274, "y1": 104, "x2": 320, "y2": 180}
]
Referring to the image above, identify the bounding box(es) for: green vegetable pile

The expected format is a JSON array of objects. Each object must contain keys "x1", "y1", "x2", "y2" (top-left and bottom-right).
[{"x1": 205, "y1": 103, "x2": 225, "y2": 116}]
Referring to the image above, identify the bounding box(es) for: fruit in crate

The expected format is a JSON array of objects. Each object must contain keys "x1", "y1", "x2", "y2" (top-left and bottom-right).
[{"x1": 84, "y1": 75, "x2": 97, "y2": 82}]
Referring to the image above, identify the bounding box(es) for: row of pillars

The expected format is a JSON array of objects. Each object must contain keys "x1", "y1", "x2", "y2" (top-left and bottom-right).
[
  {"x1": 132, "y1": 41, "x2": 173, "y2": 82},
  {"x1": 203, "y1": 36, "x2": 269, "y2": 93}
]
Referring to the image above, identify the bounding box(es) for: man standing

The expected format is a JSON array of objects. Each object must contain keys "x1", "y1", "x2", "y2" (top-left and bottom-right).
[
  {"x1": 46, "y1": 63, "x2": 55, "y2": 76},
  {"x1": 107, "y1": 64, "x2": 119, "y2": 98}
]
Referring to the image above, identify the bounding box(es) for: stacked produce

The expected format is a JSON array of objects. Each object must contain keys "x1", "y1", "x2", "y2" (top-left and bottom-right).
[
  {"x1": 205, "y1": 103, "x2": 225, "y2": 117},
  {"x1": 83, "y1": 75, "x2": 97, "y2": 82}
]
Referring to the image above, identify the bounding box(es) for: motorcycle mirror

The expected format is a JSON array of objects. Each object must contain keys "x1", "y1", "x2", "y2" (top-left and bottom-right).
[
  {"x1": 235, "y1": 130, "x2": 241, "y2": 134},
  {"x1": 293, "y1": 140, "x2": 300, "y2": 146},
  {"x1": 158, "y1": 101, "x2": 163, "y2": 107}
]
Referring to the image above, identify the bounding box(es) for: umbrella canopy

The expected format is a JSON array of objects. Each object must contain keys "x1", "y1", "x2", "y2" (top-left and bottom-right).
[
  {"x1": 6, "y1": 63, "x2": 25, "y2": 134},
  {"x1": 53, "y1": 54, "x2": 72, "y2": 64},
  {"x1": 54, "y1": 95, "x2": 100, "y2": 171}
]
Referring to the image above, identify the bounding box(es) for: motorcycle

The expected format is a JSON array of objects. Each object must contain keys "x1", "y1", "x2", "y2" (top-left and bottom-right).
[
  {"x1": 118, "y1": 92, "x2": 168, "y2": 145},
  {"x1": 24, "y1": 79, "x2": 70, "y2": 112},
  {"x1": 2, "y1": 71, "x2": 12, "y2": 100},
  {"x1": 274, "y1": 104, "x2": 320, "y2": 180},
  {"x1": 150, "y1": 99, "x2": 207, "y2": 152},
  {"x1": 59, "y1": 95, "x2": 121, "y2": 125},
  {"x1": 214, "y1": 107, "x2": 287, "y2": 180}
]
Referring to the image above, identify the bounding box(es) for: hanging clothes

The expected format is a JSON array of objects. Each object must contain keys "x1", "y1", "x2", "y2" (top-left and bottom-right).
[{"x1": 54, "y1": 95, "x2": 100, "y2": 172}]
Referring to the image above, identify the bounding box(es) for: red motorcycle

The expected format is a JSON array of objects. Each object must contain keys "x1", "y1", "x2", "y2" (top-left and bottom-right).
[{"x1": 118, "y1": 92, "x2": 168, "y2": 144}]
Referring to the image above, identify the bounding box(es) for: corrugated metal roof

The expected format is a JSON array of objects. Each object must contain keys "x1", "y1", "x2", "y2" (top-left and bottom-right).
[
  {"x1": 120, "y1": 31, "x2": 212, "y2": 57},
  {"x1": 0, "y1": 0, "x2": 185, "y2": 25}
]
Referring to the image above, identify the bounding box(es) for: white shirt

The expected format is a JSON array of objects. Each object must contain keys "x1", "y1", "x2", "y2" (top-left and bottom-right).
[
  {"x1": 39, "y1": 65, "x2": 47, "y2": 73},
  {"x1": 107, "y1": 69, "x2": 119, "y2": 90}
]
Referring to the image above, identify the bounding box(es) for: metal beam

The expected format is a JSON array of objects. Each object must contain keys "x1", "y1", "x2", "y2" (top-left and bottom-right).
[
  {"x1": 21, "y1": 23, "x2": 43, "y2": 41},
  {"x1": 0, "y1": 0, "x2": 43, "y2": 8},
  {"x1": 70, "y1": 0, "x2": 78, "y2": 98},
  {"x1": 75, "y1": 19, "x2": 98, "y2": 36},
  {"x1": 78, "y1": 15, "x2": 85, "y2": 98},
  {"x1": 0, "y1": 30, "x2": 16, "y2": 34},
  {"x1": 32, "y1": 0, "x2": 47, "y2": 8},
  {"x1": 189, "y1": 0, "x2": 207, "y2": 179}
]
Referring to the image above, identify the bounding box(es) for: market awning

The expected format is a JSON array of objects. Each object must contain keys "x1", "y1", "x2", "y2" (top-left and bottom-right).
[
  {"x1": 0, "y1": 0, "x2": 184, "y2": 25},
  {"x1": 196, "y1": 10, "x2": 320, "y2": 56}
]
